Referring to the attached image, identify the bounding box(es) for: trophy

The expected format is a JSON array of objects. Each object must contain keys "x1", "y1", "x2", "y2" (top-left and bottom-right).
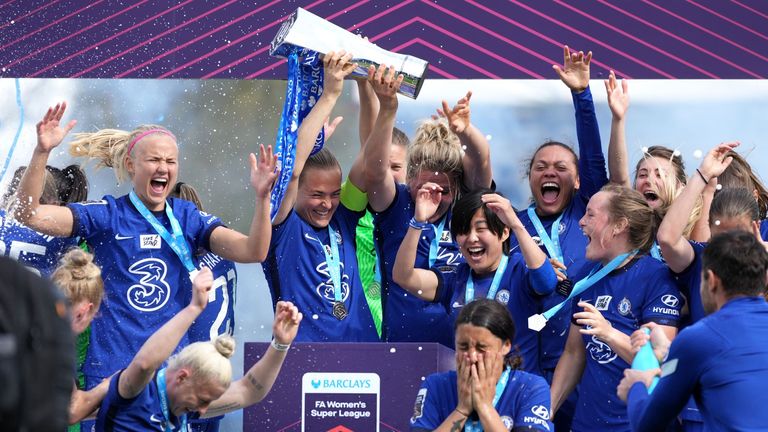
[{"x1": 270, "y1": 7, "x2": 429, "y2": 99}]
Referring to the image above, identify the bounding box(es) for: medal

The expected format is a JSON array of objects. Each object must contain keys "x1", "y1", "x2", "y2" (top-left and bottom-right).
[
  {"x1": 556, "y1": 278, "x2": 574, "y2": 296},
  {"x1": 332, "y1": 301, "x2": 348, "y2": 320}
]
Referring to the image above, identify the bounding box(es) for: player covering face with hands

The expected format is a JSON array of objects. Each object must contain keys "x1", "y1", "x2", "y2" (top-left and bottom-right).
[{"x1": 410, "y1": 300, "x2": 552, "y2": 432}]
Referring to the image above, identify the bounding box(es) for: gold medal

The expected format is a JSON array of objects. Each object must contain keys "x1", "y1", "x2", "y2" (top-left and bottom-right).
[{"x1": 332, "y1": 301, "x2": 348, "y2": 320}]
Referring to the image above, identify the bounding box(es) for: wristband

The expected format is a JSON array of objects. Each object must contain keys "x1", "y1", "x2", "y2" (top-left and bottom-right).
[
  {"x1": 409, "y1": 217, "x2": 430, "y2": 230},
  {"x1": 696, "y1": 168, "x2": 709, "y2": 185},
  {"x1": 454, "y1": 408, "x2": 470, "y2": 417},
  {"x1": 271, "y1": 339, "x2": 291, "y2": 352}
]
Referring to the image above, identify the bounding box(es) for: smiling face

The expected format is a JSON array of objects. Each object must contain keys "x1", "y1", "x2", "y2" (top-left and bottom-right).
[
  {"x1": 454, "y1": 323, "x2": 511, "y2": 369},
  {"x1": 456, "y1": 208, "x2": 509, "y2": 275},
  {"x1": 169, "y1": 373, "x2": 227, "y2": 417},
  {"x1": 634, "y1": 156, "x2": 679, "y2": 209},
  {"x1": 296, "y1": 167, "x2": 342, "y2": 228},
  {"x1": 529, "y1": 144, "x2": 580, "y2": 216},
  {"x1": 407, "y1": 170, "x2": 455, "y2": 223},
  {"x1": 125, "y1": 134, "x2": 178, "y2": 211},
  {"x1": 579, "y1": 191, "x2": 621, "y2": 263}
]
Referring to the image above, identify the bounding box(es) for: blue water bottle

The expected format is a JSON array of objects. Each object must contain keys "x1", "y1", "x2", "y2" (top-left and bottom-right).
[{"x1": 631, "y1": 328, "x2": 660, "y2": 393}]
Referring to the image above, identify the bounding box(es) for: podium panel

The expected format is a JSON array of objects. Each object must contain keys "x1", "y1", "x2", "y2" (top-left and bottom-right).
[{"x1": 244, "y1": 342, "x2": 455, "y2": 431}]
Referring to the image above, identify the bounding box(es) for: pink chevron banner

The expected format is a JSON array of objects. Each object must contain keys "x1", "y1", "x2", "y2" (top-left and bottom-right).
[
  {"x1": 0, "y1": 0, "x2": 768, "y2": 79},
  {"x1": 0, "y1": 0, "x2": 766, "y2": 79}
]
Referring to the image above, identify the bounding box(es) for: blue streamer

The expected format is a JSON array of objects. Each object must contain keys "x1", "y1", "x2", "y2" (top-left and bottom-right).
[
  {"x1": 0, "y1": 78, "x2": 24, "y2": 184},
  {"x1": 270, "y1": 49, "x2": 325, "y2": 221}
]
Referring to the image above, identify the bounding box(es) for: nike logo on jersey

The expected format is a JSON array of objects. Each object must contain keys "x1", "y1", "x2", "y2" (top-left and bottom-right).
[
  {"x1": 115, "y1": 233, "x2": 133, "y2": 240},
  {"x1": 149, "y1": 414, "x2": 164, "y2": 424},
  {"x1": 452, "y1": 301, "x2": 463, "y2": 309}
]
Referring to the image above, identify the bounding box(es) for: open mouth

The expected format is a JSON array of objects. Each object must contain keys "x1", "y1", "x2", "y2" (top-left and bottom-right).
[
  {"x1": 541, "y1": 182, "x2": 561, "y2": 204},
  {"x1": 466, "y1": 247, "x2": 485, "y2": 260},
  {"x1": 150, "y1": 178, "x2": 168, "y2": 194},
  {"x1": 642, "y1": 190, "x2": 659, "y2": 203}
]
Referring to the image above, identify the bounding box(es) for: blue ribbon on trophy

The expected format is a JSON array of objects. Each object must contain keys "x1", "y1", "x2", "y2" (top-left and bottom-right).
[{"x1": 269, "y1": 47, "x2": 325, "y2": 221}]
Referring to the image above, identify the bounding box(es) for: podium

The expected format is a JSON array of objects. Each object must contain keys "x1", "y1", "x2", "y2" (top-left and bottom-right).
[{"x1": 243, "y1": 343, "x2": 455, "y2": 431}]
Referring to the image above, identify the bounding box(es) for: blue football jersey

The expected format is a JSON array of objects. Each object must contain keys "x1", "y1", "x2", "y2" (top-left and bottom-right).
[
  {"x1": 373, "y1": 183, "x2": 463, "y2": 346},
  {"x1": 97, "y1": 370, "x2": 183, "y2": 431},
  {"x1": 68, "y1": 195, "x2": 222, "y2": 382},
  {"x1": 672, "y1": 241, "x2": 706, "y2": 326},
  {"x1": 410, "y1": 369, "x2": 553, "y2": 431},
  {"x1": 0, "y1": 209, "x2": 79, "y2": 277},
  {"x1": 509, "y1": 87, "x2": 608, "y2": 374},
  {"x1": 262, "y1": 206, "x2": 379, "y2": 342},
  {"x1": 627, "y1": 297, "x2": 768, "y2": 432},
  {"x1": 570, "y1": 255, "x2": 682, "y2": 432},
  {"x1": 669, "y1": 240, "x2": 707, "y2": 424},
  {"x1": 188, "y1": 250, "x2": 237, "y2": 343},
  {"x1": 433, "y1": 252, "x2": 556, "y2": 373}
]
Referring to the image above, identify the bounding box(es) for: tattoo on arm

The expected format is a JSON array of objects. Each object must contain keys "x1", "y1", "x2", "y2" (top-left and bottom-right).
[
  {"x1": 246, "y1": 372, "x2": 265, "y2": 392},
  {"x1": 450, "y1": 419, "x2": 464, "y2": 432}
]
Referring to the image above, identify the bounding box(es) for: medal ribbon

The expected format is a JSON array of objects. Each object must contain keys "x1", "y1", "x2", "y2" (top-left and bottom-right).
[
  {"x1": 157, "y1": 368, "x2": 187, "y2": 432},
  {"x1": 129, "y1": 190, "x2": 195, "y2": 272},
  {"x1": 541, "y1": 249, "x2": 638, "y2": 321},
  {"x1": 427, "y1": 216, "x2": 448, "y2": 267},
  {"x1": 309, "y1": 225, "x2": 343, "y2": 303},
  {"x1": 649, "y1": 241, "x2": 663, "y2": 261},
  {"x1": 465, "y1": 254, "x2": 509, "y2": 304},
  {"x1": 527, "y1": 205, "x2": 565, "y2": 265}
]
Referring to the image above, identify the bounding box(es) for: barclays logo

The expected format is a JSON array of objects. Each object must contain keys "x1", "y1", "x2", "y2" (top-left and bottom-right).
[
  {"x1": 311, "y1": 379, "x2": 321, "y2": 389},
  {"x1": 661, "y1": 294, "x2": 679, "y2": 308}
]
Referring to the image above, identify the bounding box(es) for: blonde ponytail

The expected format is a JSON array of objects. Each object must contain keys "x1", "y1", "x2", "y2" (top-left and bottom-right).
[{"x1": 69, "y1": 125, "x2": 175, "y2": 184}]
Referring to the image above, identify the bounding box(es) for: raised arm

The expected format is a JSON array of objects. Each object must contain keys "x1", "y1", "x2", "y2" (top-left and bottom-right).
[
  {"x1": 550, "y1": 324, "x2": 586, "y2": 417},
  {"x1": 357, "y1": 78, "x2": 379, "y2": 153},
  {"x1": 203, "y1": 301, "x2": 302, "y2": 417},
  {"x1": 553, "y1": 45, "x2": 607, "y2": 197},
  {"x1": 272, "y1": 50, "x2": 356, "y2": 225},
  {"x1": 392, "y1": 182, "x2": 441, "y2": 300},
  {"x1": 688, "y1": 178, "x2": 716, "y2": 242},
  {"x1": 605, "y1": 71, "x2": 631, "y2": 187},
  {"x1": 117, "y1": 268, "x2": 212, "y2": 399},
  {"x1": 657, "y1": 142, "x2": 738, "y2": 273},
  {"x1": 209, "y1": 144, "x2": 278, "y2": 263},
  {"x1": 482, "y1": 193, "x2": 556, "y2": 296},
  {"x1": 364, "y1": 65, "x2": 403, "y2": 212},
  {"x1": 13, "y1": 102, "x2": 77, "y2": 237},
  {"x1": 439, "y1": 92, "x2": 492, "y2": 190}
]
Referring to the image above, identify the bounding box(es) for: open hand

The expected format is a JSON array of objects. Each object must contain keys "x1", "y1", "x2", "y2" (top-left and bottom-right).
[
  {"x1": 250, "y1": 144, "x2": 280, "y2": 198},
  {"x1": 437, "y1": 91, "x2": 472, "y2": 135},
  {"x1": 36, "y1": 102, "x2": 77, "y2": 153},
  {"x1": 553, "y1": 45, "x2": 592, "y2": 93},
  {"x1": 273, "y1": 301, "x2": 302, "y2": 345},
  {"x1": 414, "y1": 182, "x2": 443, "y2": 223}
]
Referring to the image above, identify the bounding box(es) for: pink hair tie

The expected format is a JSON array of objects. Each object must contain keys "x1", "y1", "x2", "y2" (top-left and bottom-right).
[{"x1": 127, "y1": 129, "x2": 177, "y2": 155}]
